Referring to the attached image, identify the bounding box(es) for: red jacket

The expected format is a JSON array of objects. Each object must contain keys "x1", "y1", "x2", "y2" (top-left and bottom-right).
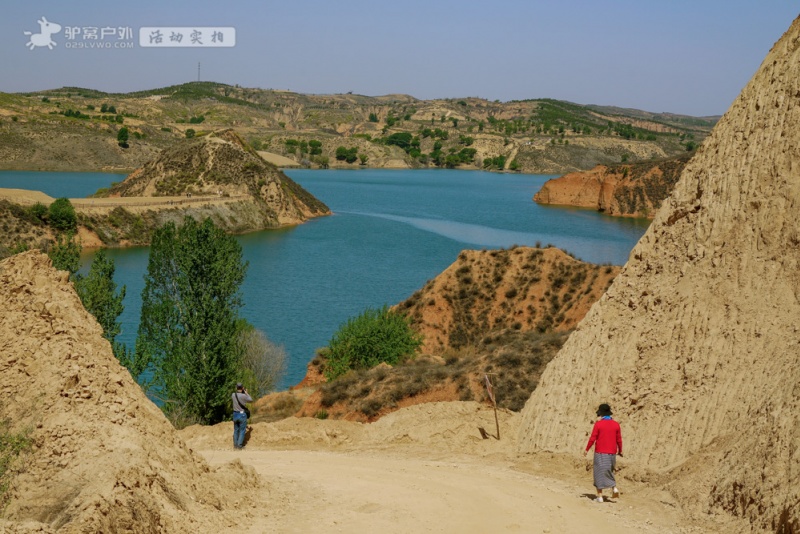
[{"x1": 585, "y1": 418, "x2": 622, "y2": 455}]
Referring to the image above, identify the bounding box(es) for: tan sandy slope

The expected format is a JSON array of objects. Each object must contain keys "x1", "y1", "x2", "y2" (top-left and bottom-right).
[
  {"x1": 0, "y1": 251, "x2": 711, "y2": 533},
  {"x1": 0, "y1": 251, "x2": 262, "y2": 533},
  {"x1": 518, "y1": 15, "x2": 800, "y2": 533}
]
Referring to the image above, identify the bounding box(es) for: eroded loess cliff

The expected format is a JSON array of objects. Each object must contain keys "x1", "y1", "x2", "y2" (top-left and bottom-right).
[
  {"x1": 533, "y1": 156, "x2": 689, "y2": 218},
  {"x1": 0, "y1": 251, "x2": 261, "y2": 533},
  {"x1": 518, "y1": 16, "x2": 800, "y2": 533}
]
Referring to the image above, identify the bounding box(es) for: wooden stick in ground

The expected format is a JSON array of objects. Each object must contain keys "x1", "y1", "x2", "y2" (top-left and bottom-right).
[{"x1": 484, "y1": 373, "x2": 500, "y2": 440}]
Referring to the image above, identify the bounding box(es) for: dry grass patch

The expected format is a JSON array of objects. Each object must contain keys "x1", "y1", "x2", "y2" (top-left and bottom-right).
[{"x1": 297, "y1": 329, "x2": 570, "y2": 422}]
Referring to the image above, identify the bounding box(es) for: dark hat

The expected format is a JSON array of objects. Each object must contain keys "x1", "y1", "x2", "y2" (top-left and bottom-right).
[
  {"x1": 236, "y1": 382, "x2": 243, "y2": 389},
  {"x1": 596, "y1": 403, "x2": 612, "y2": 416}
]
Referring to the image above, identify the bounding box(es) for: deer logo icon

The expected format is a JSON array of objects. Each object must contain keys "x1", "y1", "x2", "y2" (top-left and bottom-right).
[{"x1": 24, "y1": 17, "x2": 62, "y2": 50}]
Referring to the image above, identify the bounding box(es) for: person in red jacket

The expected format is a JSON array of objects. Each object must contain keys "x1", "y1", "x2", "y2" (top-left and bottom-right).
[{"x1": 583, "y1": 403, "x2": 622, "y2": 502}]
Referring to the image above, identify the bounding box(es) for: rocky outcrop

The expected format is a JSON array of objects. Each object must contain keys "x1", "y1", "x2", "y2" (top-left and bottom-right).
[
  {"x1": 396, "y1": 247, "x2": 619, "y2": 354},
  {"x1": 518, "y1": 16, "x2": 800, "y2": 532},
  {"x1": 533, "y1": 156, "x2": 689, "y2": 218},
  {"x1": 0, "y1": 251, "x2": 260, "y2": 532}
]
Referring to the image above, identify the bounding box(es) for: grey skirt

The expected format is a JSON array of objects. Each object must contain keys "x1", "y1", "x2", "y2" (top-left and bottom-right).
[{"x1": 593, "y1": 452, "x2": 616, "y2": 489}]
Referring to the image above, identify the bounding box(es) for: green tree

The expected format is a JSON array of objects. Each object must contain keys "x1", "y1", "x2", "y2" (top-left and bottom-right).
[
  {"x1": 444, "y1": 153, "x2": 461, "y2": 168},
  {"x1": 358, "y1": 153, "x2": 369, "y2": 165},
  {"x1": 48, "y1": 198, "x2": 77, "y2": 232},
  {"x1": 385, "y1": 132, "x2": 413, "y2": 151},
  {"x1": 48, "y1": 232, "x2": 81, "y2": 274},
  {"x1": 75, "y1": 249, "x2": 129, "y2": 367},
  {"x1": 324, "y1": 306, "x2": 423, "y2": 381},
  {"x1": 136, "y1": 217, "x2": 248, "y2": 425},
  {"x1": 117, "y1": 127, "x2": 129, "y2": 148},
  {"x1": 368, "y1": 113, "x2": 378, "y2": 123},
  {"x1": 185, "y1": 129, "x2": 196, "y2": 139}
]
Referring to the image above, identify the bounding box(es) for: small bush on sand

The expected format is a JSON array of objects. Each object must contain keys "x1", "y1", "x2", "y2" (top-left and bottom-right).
[
  {"x1": 0, "y1": 419, "x2": 31, "y2": 511},
  {"x1": 324, "y1": 306, "x2": 423, "y2": 380}
]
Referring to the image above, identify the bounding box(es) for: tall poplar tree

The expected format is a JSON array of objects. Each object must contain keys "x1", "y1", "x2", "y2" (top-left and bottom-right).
[
  {"x1": 74, "y1": 248, "x2": 128, "y2": 365},
  {"x1": 136, "y1": 217, "x2": 248, "y2": 424}
]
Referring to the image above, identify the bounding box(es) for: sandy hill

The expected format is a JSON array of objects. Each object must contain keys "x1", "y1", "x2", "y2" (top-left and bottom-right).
[
  {"x1": 106, "y1": 129, "x2": 329, "y2": 225},
  {"x1": 534, "y1": 155, "x2": 690, "y2": 218},
  {"x1": 0, "y1": 251, "x2": 261, "y2": 533},
  {"x1": 397, "y1": 246, "x2": 619, "y2": 354},
  {"x1": 518, "y1": 15, "x2": 800, "y2": 532}
]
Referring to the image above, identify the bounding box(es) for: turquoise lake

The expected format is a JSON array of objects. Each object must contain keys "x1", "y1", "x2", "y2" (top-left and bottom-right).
[{"x1": 0, "y1": 169, "x2": 650, "y2": 388}]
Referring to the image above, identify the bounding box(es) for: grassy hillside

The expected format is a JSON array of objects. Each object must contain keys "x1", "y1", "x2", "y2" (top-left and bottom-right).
[{"x1": 0, "y1": 82, "x2": 716, "y2": 174}]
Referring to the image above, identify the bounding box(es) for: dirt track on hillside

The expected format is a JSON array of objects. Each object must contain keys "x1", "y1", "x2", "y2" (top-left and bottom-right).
[
  {"x1": 180, "y1": 404, "x2": 712, "y2": 534},
  {"x1": 0, "y1": 187, "x2": 249, "y2": 215},
  {"x1": 201, "y1": 448, "x2": 705, "y2": 534}
]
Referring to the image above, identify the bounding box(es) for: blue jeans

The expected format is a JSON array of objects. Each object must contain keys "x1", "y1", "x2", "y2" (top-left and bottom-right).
[{"x1": 233, "y1": 411, "x2": 248, "y2": 449}]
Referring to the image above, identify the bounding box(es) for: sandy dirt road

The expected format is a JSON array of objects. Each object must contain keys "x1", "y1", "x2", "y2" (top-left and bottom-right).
[
  {"x1": 0, "y1": 187, "x2": 248, "y2": 214},
  {"x1": 199, "y1": 447, "x2": 701, "y2": 534}
]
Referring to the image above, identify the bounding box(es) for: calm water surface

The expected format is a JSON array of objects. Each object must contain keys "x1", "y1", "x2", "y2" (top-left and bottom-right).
[
  {"x1": 0, "y1": 170, "x2": 123, "y2": 198},
  {"x1": 1, "y1": 169, "x2": 650, "y2": 388}
]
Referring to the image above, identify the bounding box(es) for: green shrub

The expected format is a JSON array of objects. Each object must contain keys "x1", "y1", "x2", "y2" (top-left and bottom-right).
[
  {"x1": 324, "y1": 306, "x2": 423, "y2": 380},
  {"x1": 47, "y1": 198, "x2": 77, "y2": 231},
  {"x1": 28, "y1": 202, "x2": 47, "y2": 221},
  {"x1": 335, "y1": 146, "x2": 358, "y2": 163}
]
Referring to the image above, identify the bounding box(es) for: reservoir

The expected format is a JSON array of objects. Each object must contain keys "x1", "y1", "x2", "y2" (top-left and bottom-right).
[{"x1": 0, "y1": 168, "x2": 650, "y2": 388}]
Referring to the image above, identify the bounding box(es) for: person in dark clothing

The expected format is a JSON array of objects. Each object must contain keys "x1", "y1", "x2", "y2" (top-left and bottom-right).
[
  {"x1": 583, "y1": 403, "x2": 623, "y2": 502},
  {"x1": 232, "y1": 383, "x2": 253, "y2": 450}
]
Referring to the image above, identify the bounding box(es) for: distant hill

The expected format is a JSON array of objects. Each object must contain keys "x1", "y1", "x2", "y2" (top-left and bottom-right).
[{"x1": 0, "y1": 83, "x2": 716, "y2": 174}]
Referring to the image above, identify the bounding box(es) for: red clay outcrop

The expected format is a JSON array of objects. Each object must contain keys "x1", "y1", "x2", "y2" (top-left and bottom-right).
[{"x1": 534, "y1": 156, "x2": 689, "y2": 218}]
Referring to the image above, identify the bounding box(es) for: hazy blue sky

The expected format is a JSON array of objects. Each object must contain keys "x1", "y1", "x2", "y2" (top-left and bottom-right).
[{"x1": 2, "y1": 1, "x2": 797, "y2": 116}]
